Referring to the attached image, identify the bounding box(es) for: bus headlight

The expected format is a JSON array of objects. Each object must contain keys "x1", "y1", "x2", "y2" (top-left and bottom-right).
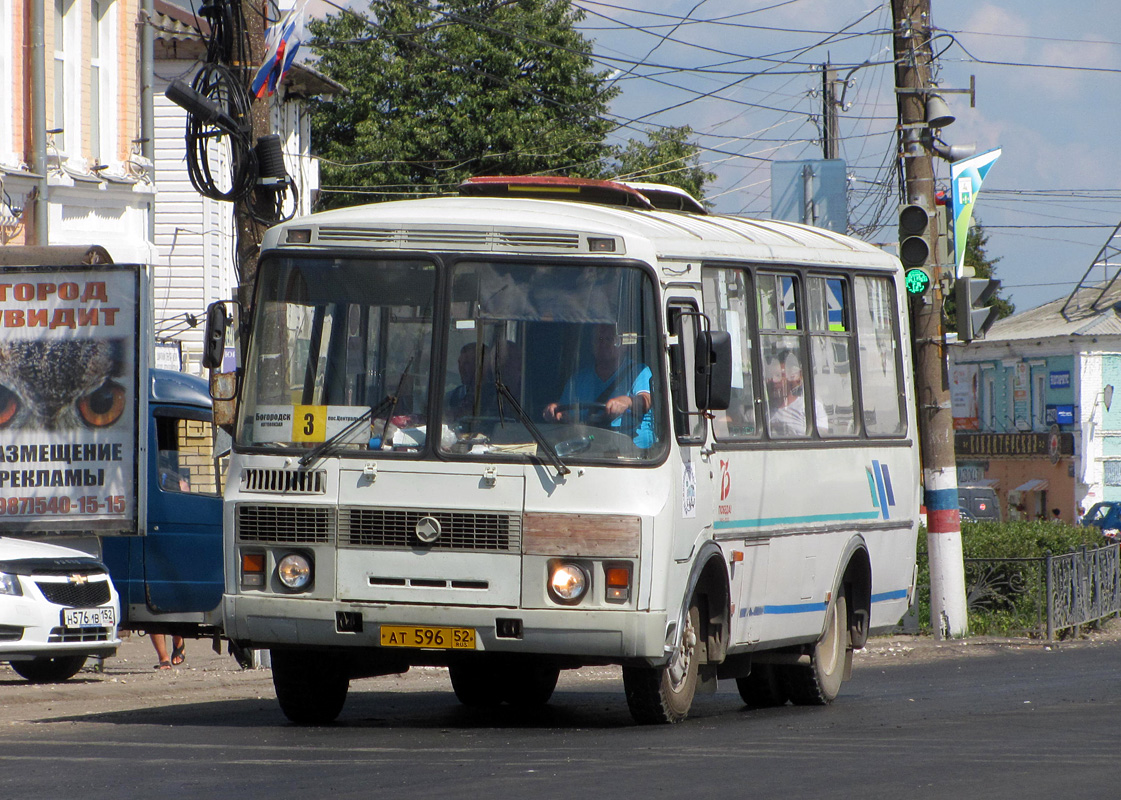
[
  {"x1": 548, "y1": 562, "x2": 589, "y2": 605},
  {"x1": 277, "y1": 553, "x2": 313, "y2": 591}
]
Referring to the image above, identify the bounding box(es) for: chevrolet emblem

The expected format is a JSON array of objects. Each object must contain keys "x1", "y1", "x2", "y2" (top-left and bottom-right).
[{"x1": 68, "y1": 573, "x2": 89, "y2": 585}]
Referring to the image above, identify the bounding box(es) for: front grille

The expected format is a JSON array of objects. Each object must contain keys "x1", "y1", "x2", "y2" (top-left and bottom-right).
[
  {"x1": 340, "y1": 507, "x2": 521, "y2": 552},
  {"x1": 48, "y1": 627, "x2": 114, "y2": 643},
  {"x1": 237, "y1": 504, "x2": 335, "y2": 544},
  {"x1": 35, "y1": 580, "x2": 111, "y2": 607},
  {"x1": 242, "y1": 468, "x2": 326, "y2": 494}
]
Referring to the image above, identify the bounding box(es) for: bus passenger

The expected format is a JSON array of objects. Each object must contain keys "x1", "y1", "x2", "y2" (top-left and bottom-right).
[
  {"x1": 542, "y1": 323, "x2": 655, "y2": 448},
  {"x1": 765, "y1": 348, "x2": 808, "y2": 437}
]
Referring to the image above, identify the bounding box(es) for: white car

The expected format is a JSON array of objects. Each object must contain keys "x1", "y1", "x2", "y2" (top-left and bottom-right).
[{"x1": 0, "y1": 536, "x2": 121, "y2": 682}]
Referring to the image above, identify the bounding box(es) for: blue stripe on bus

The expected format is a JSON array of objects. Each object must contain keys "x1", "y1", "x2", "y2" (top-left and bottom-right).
[
  {"x1": 870, "y1": 589, "x2": 909, "y2": 603},
  {"x1": 714, "y1": 511, "x2": 882, "y2": 530},
  {"x1": 872, "y1": 460, "x2": 890, "y2": 520},
  {"x1": 881, "y1": 463, "x2": 895, "y2": 506},
  {"x1": 737, "y1": 590, "x2": 909, "y2": 618}
]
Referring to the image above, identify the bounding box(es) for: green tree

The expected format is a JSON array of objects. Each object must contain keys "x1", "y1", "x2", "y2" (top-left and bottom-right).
[
  {"x1": 308, "y1": 0, "x2": 618, "y2": 208},
  {"x1": 607, "y1": 126, "x2": 716, "y2": 204},
  {"x1": 945, "y1": 219, "x2": 1015, "y2": 328}
]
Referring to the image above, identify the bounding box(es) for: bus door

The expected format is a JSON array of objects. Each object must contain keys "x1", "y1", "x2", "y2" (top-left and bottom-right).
[{"x1": 666, "y1": 300, "x2": 713, "y2": 563}]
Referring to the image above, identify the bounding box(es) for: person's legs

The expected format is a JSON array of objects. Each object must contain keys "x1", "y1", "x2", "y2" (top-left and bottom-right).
[
  {"x1": 171, "y1": 636, "x2": 186, "y2": 665},
  {"x1": 151, "y1": 634, "x2": 172, "y2": 669}
]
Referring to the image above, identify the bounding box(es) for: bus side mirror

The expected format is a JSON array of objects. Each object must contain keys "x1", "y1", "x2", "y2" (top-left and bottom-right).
[
  {"x1": 202, "y1": 301, "x2": 240, "y2": 407},
  {"x1": 694, "y1": 330, "x2": 731, "y2": 411},
  {"x1": 202, "y1": 301, "x2": 230, "y2": 370}
]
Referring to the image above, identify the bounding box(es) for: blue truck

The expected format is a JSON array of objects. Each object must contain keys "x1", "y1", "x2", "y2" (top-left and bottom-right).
[{"x1": 100, "y1": 369, "x2": 224, "y2": 638}]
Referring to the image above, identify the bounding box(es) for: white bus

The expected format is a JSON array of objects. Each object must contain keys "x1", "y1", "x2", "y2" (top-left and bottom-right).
[{"x1": 206, "y1": 176, "x2": 919, "y2": 725}]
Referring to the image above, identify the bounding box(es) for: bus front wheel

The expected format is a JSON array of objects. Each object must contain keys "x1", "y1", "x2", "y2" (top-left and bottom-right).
[
  {"x1": 271, "y1": 649, "x2": 350, "y2": 724},
  {"x1": 622, "y1": 599, "x2": 700, "y2": 724}
]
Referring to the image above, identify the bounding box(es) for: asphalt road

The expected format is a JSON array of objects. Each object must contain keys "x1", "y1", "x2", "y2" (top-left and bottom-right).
[{"x1": 2, "y1": 628, "x2": 1120, "y2": 799}]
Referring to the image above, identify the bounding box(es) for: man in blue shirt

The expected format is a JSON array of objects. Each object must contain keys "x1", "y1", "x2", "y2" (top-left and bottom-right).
[{"x1": 543, "y1": 323, "x2": 655, "y2": 448}]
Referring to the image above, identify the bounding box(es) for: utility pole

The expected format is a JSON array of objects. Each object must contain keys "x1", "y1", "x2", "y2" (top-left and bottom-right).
[
  {"x1": 891, "y1": 0, "x2": 968, "y2": 638},
  {"x1": 821, "y1": 63, "x2": 840, "y2": 160},
  {"x1": 234, "y1": 0, "x2": 271, "y2": 307}
]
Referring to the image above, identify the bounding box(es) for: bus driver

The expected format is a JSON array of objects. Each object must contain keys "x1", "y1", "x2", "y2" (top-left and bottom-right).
[{"x1": 542, "y1": 323, "x2": 656, "y2": 448}]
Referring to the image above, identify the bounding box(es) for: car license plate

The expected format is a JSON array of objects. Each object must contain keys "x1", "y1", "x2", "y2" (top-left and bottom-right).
[
  {"x1": 380, "y1": 625, "x2": 476, "y2": 650},
  {"x1": 62, "y1": 606, "x2": 116, "y2": 628}
]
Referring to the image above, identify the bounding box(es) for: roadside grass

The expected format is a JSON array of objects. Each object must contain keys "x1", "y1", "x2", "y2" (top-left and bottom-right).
[{"x1": 914, "y1": 521, "x2": 1112, "y2": 637}]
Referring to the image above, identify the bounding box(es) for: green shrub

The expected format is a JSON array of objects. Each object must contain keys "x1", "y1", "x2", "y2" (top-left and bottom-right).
[{"x1": 913, "y1": 522, "x2": 1109, "y2": 636}]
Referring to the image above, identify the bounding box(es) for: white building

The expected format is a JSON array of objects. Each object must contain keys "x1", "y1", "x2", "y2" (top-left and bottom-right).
[{"x1": 949, "y1": 282, "x2": 1121, "y2": 522}]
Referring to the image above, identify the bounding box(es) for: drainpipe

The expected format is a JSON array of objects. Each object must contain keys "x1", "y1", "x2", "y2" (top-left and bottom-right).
[
  {"x1": 30, "y1": 0, "x2": 48, "y2": 244},
  {"x1": 140, "y1": 0, "x2": 155, "y2": 241}
]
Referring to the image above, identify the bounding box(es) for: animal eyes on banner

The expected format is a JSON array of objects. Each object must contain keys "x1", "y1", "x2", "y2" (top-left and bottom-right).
[{"x1": 0, "y1": 339, "x2": 128, "y2": 430}]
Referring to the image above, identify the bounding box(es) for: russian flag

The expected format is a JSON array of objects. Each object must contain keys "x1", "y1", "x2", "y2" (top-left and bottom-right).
[{"x1": 251, "y1": 3, "x2": 306, "y2": 99}]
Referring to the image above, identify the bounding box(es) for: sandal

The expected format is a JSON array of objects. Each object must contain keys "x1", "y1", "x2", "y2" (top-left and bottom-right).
[
  {"x1": 171, "y1": 643, "x2": 186, "y2": 666},
  {"x1": 155, "y1": 660, "x2": 172, "y2": 670}
]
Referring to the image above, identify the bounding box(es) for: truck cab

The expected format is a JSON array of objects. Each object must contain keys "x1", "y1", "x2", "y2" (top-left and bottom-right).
[{"x1": 100, "y1": 369, "x2": 224, "y2": 636}]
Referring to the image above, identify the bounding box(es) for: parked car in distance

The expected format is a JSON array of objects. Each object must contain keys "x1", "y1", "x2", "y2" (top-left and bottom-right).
[
  {"x1": 1081, "y1": 502, "x2": 1121, "y2": 540},
  {"x1": 958, "y1": 484, "x2": 1002, "y2": 522},
  {"x1": 0, "y1": 536, "x2": 121, "y2": 682}
]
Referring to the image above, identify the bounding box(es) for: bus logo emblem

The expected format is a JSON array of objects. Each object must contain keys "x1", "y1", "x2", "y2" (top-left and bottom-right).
[{"x1": 415, "y1": 516, "x2": 442, "y2": 544}]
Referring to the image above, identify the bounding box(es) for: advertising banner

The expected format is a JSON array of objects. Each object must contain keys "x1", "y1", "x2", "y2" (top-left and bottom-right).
[
  {"x1": 0, "y1": 266, "x2": 141, "y2": 534},
  {"x1": 950, "y1": 148, "x2": 1002, "y2": 277},
  {"x1": 950, "y1": 363, "x2": 980, "y2": 430}
]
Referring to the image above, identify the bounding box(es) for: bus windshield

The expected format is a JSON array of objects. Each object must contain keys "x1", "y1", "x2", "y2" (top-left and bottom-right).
[{"x1": 236, "y1": 256, "x2": 666, "y2": 464}]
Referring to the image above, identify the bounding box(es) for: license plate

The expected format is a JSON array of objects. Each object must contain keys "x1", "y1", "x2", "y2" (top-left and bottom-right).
[
  {"x1": 380, "y1": 625, "x2": 476, "y2": 650},
  {"x1": 62, "y1": 606, "x2": 116, "y2": 628}
]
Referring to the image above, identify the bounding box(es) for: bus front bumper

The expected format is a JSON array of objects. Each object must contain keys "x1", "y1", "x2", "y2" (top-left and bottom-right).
[{"x1": 223, "y1": 594, "x2": 671, "y2": 664}]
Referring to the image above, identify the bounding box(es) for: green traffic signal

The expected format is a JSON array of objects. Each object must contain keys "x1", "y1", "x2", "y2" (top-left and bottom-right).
[{"x1": 905, "y1": 267, "x2": 931, "y2": 295}]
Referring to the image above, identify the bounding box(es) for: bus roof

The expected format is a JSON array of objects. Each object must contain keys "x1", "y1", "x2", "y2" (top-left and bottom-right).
[{"x1": 264, "y1": 193, "x2": 899, "y2": 272}]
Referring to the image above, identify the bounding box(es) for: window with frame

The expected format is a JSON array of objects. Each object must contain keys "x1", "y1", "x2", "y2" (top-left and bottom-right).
[
  {"x1": 853, "y1": 275, "x2": 906, "y2": 436},
  {"x1": 758, "y1": 272, "x2": 809, "y2": 438},
  {"x1": 0, "y1": 0, "x2": 13, "y2": 165},
  {"x1": 52, "y1": 0, "x2": 80, "y2": 155},
  {"x1": 806, "y1": 275, "x2": 857, "y2": 436},
  {"x1": 90, "y1": 0, "x2": 117, "y2": 165},
  {"x1": 667, "y1": 302, "x2": 704, "y2": 442},
  {"x1": 702, "y1": 266, "x2": 758, "y2": 439},
  {"x1": 156, "y1": 416, "x2": 221, "y2": 496}
]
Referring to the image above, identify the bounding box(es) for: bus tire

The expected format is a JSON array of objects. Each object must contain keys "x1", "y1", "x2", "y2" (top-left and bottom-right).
[
  {"x1": 736, "y1": 663, "x2": 788, "y2": 709},
  {"x1": 449, "y1": 661, "x2": 504, "y2": 707},
  {"x1": 10, "y1": 655, "x2": 87, "y2": 683},
  {"x1": 782, "y1": 592, "x2": 848, "y2": 705},
  {"x1": 622, "y1": 599, "x2": 700, "y2": 724},
  {"x1": 271, "y1": 650, "x2": 349, "y2": 724},
  {"x1": 501, "y1": 664, "x2": 560, "y2": 707}
]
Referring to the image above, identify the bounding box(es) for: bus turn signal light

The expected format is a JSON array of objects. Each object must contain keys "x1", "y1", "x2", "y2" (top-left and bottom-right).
[
  {"x1": 242, "y1": 552, "x2": 266, "y2": 588},
  {"x1": 605, "y1": 566, "x2": 630, "y2": 603}
]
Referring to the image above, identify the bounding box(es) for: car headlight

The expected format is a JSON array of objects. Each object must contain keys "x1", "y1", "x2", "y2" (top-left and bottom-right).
[
  {"x1": 277, "y1": 553, "x2": 313, "y2": 590},
  {"x1": 548, "y1": 562, "x2": 589, "y2": 605},
  {"x1": 0, "y1": 572, "x2": 22, "y2": 596}
]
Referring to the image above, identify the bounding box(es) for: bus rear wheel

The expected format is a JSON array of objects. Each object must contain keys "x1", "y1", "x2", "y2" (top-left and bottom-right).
[
  {"x1": 781, "y1": 592, "x2": 848, "y2": 705},
  {"x1": 271, "y1": 649, "x2": 350, "y2": 724},
  {"x1": 450, "y1": 660, "x2": 560, "y2": 707},
  {"x1": 623, "y1": 600, "x2": 699, "y2": 724},
  {"x1": 736, "y1": 662, "x2": 788, "y2": 709}
]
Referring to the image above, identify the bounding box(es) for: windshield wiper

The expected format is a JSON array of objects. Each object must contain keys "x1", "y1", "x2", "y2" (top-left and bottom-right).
[
  {"x1": 299, "y1": 360, "x2": 415, "y2": 468},
  {"x1": 494, "y1": 379, "x2": 569, "y2": 478},
  {"x1": 297, "y1": 394, "x2": 395, "y2": 468}
]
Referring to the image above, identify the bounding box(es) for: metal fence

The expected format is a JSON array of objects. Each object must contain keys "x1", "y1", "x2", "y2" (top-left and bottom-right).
[{"x1": 902, "y1": 542, "x2": 1121, "y2": 639}]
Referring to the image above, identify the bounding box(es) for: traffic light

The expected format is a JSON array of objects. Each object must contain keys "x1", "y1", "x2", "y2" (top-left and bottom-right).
[
  {"x1": 955, "y1": 276, "x2": 1001, "y2": 342},
  {"x1": 899, "y1": 204, "x2": 931, "y2": 295}
]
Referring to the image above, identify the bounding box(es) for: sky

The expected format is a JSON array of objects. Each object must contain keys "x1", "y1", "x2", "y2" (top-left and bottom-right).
[
  {"x1": 566, "y1": 0, "x2": 1121, "y2": 314},
  {"x1": 299, "y1": 0, "x2": 1121, "y2": 314}
]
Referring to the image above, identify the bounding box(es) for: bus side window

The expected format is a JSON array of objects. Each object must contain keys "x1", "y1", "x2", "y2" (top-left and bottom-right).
[
  {"x1": 702, "y1": 266, "x2": 758, "y2": 439},
  {"x1": 667, "y1": 302, "x2": 704, "y2": 442},
  {"x1": 758, "y1": 273, "x2": 810, "y2": 438},
  {"x1": 807, "y1": 276, "x2": 857, "y2": 437},
  {"x1": 854, "y1": 276, "x2": 907, "y2": 436}
]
